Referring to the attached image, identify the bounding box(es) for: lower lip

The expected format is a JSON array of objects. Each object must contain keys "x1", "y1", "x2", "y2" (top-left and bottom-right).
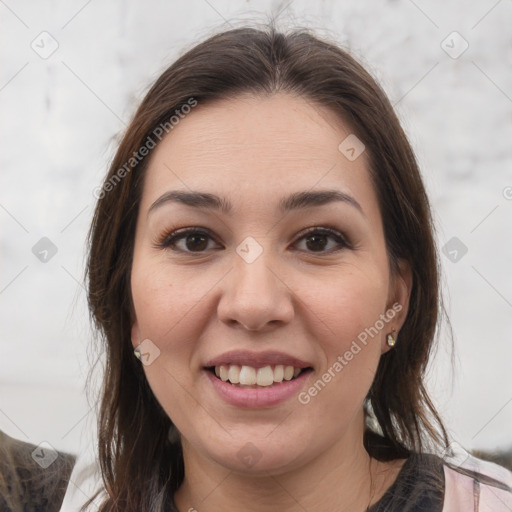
[{"x1": 205, "y1": 369, "x2": 311, "y2": 408}]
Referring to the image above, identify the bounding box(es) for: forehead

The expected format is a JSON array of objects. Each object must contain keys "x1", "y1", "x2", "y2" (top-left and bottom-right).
[{"x1": 141, "y1": 93, "x2": 376, "y2": 215}]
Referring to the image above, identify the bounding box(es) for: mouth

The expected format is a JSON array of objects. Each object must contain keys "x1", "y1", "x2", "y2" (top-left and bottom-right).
[
  {"x1": 203, "y1": 350, "x2": 314, "y2": 407},
  {"x1": 206, "y1": 364, "x2": 314, "y2": 388}
]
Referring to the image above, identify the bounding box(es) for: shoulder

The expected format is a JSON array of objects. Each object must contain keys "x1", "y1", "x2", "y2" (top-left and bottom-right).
[{"x1": 442, "y1": 453, "x2": 512, "y2": 512}]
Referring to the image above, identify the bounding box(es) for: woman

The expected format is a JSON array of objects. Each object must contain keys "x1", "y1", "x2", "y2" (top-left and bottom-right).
[{"x1": 75, "y1": 24, "x2": 512, "y2": 511}]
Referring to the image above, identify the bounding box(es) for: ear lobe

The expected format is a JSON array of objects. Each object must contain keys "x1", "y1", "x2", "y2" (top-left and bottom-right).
[
  {"x1": 131, "y1": 322, "x2": 140, "y2": 349},
  {"x1": 381, "y1": 260, "x2": 412, "y2": 354},
  {"x1": 389, "y1": 258, "x2": 413, "y2": 332}
]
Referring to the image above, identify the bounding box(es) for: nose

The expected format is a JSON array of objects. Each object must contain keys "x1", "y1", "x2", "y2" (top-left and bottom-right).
[{"x1": 216, "y1": 246, "x2": 295, "y2": 332}]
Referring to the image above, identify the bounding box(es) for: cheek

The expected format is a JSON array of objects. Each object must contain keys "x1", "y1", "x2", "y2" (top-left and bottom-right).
[
  {"x1": 305, "y1": 270, "x2": 387, "y2": 405},
  {"x1": 130, "y1": 261, "x2": 208, "y2": 428},
  {"x1": 130, "y1": 252, "x2": 225, "y2": 393},
  {"x1": 313, "y1": 267, "x2": 389, "y2": 346},
  {"x1": 131, "y1": 257, "x2": 206, "y2": 342},
  {"x1": 130, "y1": 262, "x2": 195, "y2": 396}
]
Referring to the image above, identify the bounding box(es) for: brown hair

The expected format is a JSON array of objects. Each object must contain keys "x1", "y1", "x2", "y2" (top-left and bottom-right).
[{"x1": 85, "y1": 23, "x2": 450, "y2": 510}]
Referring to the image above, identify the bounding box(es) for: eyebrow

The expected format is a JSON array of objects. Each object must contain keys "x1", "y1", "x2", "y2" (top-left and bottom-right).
[{"x1": 148, "y1": 189, "x2": 365, "y2": 217}]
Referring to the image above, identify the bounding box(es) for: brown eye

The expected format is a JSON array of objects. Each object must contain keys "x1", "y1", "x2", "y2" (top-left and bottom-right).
[
  {"x1": 181, "y1": 233, "x2": 209, "y2": 252},
  {"x1": 157, "y1": 228, "x2": 218, "y2": 253},
  {"x1": 304, "y1": 233, "x2": 329, "y2": 251},
  {"x1": 156, "y1": 226, "x2": 350, "y2": 255},
  {"x1": 294, "y1": 227, "x2": 350, "y2": 253}
]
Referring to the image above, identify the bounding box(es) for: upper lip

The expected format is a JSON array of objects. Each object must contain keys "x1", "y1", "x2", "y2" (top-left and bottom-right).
[{"x1": 204, "y1": 350, "x2": 313, "y2": 369}]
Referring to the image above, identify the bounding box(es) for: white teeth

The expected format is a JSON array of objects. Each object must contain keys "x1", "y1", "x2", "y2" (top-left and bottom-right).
[
  {"x1": 274, "y1": 365, "x2": 284, "y2": 382},
  {"x1": 219, "y1": 365, "x2": 229, "y2": 382},
  {"x1": 213, "y1": 364, "x2": 305, "y2": 386},
  {"x1": 228, "y1": 364, "x2": 241, "y2": 384},
  {"x1": 283, "y1": 365, "x2": 294, "y2": 381},
  {"x1": 239, "y1": 366, "x2": 257, "y2": 385},
  {"x1": 256, "y1": 366, "x2": 274, "y2": 386}
]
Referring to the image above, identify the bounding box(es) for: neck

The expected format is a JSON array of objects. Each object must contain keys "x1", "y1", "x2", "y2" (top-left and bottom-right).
[{"x1": 174, "y1": 417, "x2": 401, "y2": 512}]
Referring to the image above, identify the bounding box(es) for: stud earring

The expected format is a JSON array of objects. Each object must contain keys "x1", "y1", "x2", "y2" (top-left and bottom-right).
[{"x1": 387, "y1": 331, "x2": 396, "y2": 347}]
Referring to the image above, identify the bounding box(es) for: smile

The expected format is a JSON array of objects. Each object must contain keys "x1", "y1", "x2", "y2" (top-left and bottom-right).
[
  {"x1": 203, "y1": 350, "x2": 314, "y2": 407},
  {"x1": 211, "y1": 364, "x2": 307, "y2": 387},
  {"x1": 204, "y1": 368, "x2": 313, "y2": 408}
]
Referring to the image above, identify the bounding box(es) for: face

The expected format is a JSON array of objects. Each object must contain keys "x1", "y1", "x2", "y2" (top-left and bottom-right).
[{"x1": 130, "y1": 93, "x2": 411, "y2": 476}]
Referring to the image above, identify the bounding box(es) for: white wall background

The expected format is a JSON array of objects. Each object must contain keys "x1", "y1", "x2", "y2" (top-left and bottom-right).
[{"x1": 1, "y1": 0, "x2": 511, "y2": 467}]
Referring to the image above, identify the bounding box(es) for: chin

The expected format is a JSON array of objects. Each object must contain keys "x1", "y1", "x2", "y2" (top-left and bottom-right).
[{"x1": 197, "y1": 431, "x2": 314, "y2": 476}]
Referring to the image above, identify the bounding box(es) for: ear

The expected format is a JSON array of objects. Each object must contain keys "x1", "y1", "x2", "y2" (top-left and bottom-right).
[
  {"x1": 131, "y1": 321, "x2": 140, "y2": 349},
  {"x1": 382, "y1": 258, "x2": 413, "y2": 354}
]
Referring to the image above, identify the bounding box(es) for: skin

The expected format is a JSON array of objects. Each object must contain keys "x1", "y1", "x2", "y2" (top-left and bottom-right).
[{"x1": 130, "y1": 92, "x2": 413, "y2": 511}]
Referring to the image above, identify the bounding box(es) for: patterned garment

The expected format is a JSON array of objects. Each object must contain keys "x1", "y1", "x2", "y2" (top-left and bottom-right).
[
  {"x1": 368, "y1": 451, "x2": 512, "y2": 512},
  {"x1": 368, "y1": 452, "x2": 446, "y2": 511},
  {"x1": 0, "y1": 430, "x2": 76, "y2": 512}
]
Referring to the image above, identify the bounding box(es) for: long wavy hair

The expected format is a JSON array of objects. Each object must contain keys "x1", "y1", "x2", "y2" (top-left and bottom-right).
[{"x1": 85, "y1": 23, "x2": 451, "y2": 510}]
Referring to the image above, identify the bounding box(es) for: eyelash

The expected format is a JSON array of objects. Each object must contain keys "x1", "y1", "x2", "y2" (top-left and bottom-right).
[{"x1": 154, "y1": 225, "x2": 352, "y2": 255}]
